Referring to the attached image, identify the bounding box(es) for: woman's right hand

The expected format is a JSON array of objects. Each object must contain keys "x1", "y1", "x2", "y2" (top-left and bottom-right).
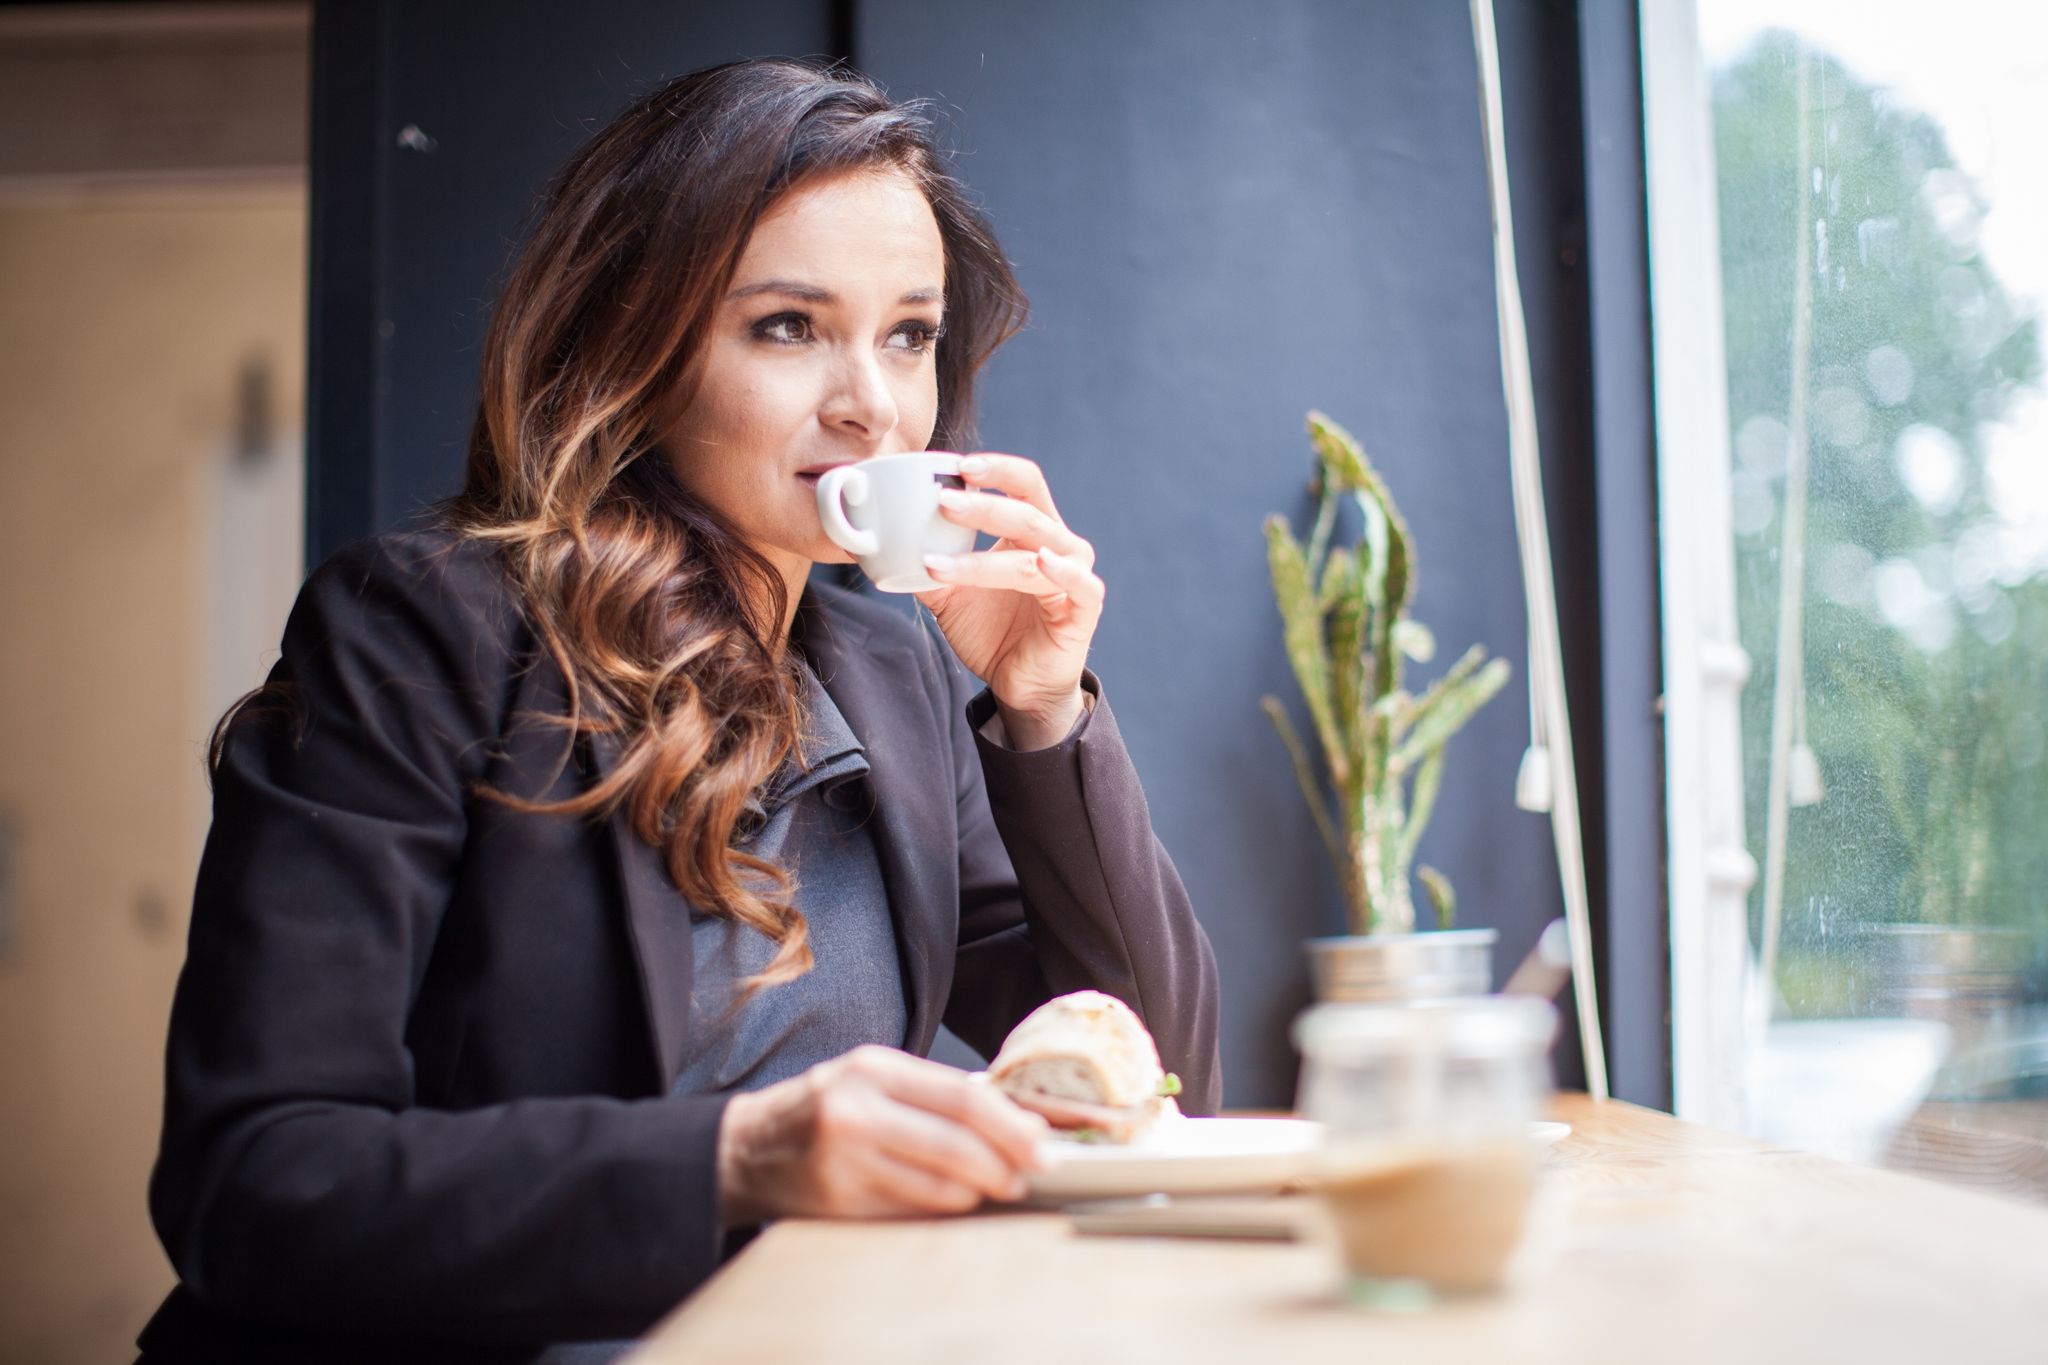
[{"x1": 714, "y1": 1045, "x2": 1054, "y2": 1224}]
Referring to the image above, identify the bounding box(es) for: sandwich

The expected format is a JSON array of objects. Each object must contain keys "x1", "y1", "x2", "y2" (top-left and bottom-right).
[{"x1": 985, "y1": 990, "x2": 1184, "y2": 1143}]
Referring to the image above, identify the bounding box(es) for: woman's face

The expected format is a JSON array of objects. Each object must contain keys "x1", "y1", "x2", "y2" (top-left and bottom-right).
[{"x1": 661, "y1": 166, "x2": 946, "y2": 579}]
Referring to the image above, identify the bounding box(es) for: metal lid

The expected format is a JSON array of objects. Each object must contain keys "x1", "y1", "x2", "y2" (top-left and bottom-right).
[{"x1": 1291, "y1": 995, "x2": 1559, "y2": 1059}]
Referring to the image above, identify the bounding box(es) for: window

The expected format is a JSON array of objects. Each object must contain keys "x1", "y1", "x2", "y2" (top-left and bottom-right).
[{"x1": 1646, "y1": 1, "x2": 2048, "y2": 1195}]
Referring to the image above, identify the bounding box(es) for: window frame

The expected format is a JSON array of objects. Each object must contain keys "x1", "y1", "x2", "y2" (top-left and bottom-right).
[{"x1": 1638, "y1": 0, "x2": 1762, "y2": 1129}]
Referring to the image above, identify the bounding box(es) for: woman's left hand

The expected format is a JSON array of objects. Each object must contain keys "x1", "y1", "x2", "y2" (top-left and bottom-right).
[{"x1": 918, "y1": 453, "x2": 1103, "y2": 750}]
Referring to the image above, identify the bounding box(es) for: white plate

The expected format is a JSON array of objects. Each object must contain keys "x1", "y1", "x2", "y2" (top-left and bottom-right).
[
  {"x1": 1022, "y1": 1116, "x2": 1323, "y2": 1203},
  {"x1": 1020, "y1": 1117, "x2": 1573, "y2": 1204}
]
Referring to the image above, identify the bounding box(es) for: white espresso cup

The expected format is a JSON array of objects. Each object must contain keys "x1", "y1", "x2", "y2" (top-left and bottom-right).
[{"x1": 814, "y1": 451, "x2": 977, "y2": 593}]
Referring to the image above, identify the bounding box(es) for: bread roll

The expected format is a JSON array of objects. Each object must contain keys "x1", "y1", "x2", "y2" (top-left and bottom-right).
[{"x1": 987, "y1": 990, "x2": 1182, "y2": 1142}]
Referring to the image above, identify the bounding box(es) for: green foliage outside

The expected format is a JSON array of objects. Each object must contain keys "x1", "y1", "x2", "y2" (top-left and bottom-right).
[{"x1": 1712, "y1": 32, "x2": 2047, "y2": 1014}]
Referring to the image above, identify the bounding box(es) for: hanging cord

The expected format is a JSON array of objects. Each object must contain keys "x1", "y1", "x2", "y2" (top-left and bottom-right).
[
  {"x1": 1755, "y1": 42, "x2": 1822, "y2": 1031},
  {"x1": 1468, "y1": 0, "x2": 1608, "y2": 1099}
]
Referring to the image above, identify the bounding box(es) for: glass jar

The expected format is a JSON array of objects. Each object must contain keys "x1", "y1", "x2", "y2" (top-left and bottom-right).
[{"x1": 1291, "y1": 995, "x2": 1558, "y2": 1304}]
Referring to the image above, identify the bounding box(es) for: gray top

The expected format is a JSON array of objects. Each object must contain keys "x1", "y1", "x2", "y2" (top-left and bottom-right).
[
  {"x1": 539, "y1": 663, "x2": 905, "y2": 1363},
  {"x1": 668, "y1": 657, "x2": 908, "y2": 1094}
]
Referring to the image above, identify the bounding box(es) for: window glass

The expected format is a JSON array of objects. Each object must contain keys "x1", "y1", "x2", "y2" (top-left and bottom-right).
[{"x1": 1697, "y1": 0, "x2": 2047, "y2": 1193}]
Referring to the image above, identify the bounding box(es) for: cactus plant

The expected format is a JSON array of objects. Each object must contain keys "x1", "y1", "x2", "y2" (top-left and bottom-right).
[{"x1": 1262, "y1": 411, "x2": 1512, "y2": 936}]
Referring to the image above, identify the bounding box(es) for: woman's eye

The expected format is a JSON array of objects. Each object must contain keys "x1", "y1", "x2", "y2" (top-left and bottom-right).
[
  {"x1": 889, "y1": 320, "x2": 945, "y2": 355},
  {"x1": 753, "y1": 313, "x2": 812, "y2": 344}
]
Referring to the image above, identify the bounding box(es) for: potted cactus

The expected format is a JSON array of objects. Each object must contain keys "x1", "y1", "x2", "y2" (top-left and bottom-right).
[{"x1": 1263, "y1": 411, "x2": 1512, "y2": 1002}]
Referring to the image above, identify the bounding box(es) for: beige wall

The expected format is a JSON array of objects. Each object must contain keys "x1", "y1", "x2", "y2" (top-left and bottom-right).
[{"x1": 0, "y1": 187, "x2": 306, "y2": 1363}]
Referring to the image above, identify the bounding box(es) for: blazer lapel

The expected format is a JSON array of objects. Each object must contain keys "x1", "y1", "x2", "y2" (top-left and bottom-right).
[
  {"x1": 504, "y1": 642, "x2": 692, "y2": 1096},
  {"x1": 588, "y1": 726, "x2": 698, "y2": 1095},
  {"x1": 793, "y1": 586, "x2": 959, "y2": 1057},
  {"x1": 594, "y1": 583, "x2": 962, "y2": 1093}
]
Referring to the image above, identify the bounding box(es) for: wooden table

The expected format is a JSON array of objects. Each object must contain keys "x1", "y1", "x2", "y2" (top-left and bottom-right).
[
  {"x1": 1888, "y1": 1097, "x2": 2048, "y2": 1204},
  {"x1": 627, "y1": 1096, "x2": 2048, "y2": 1364}
]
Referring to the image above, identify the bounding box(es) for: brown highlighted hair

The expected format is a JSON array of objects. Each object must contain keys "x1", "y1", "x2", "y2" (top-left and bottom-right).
[{"x1": 441, "y1": 58, "x2": 1026, "y2": 995}]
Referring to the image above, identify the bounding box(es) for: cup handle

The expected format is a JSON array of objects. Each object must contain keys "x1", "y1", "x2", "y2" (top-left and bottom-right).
[{"x1": 815, "y1": 465, "x2": 879, "y2": 557}]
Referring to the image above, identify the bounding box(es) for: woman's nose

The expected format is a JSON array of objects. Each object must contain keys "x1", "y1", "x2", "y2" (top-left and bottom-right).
[{"x1": 819, "y1": 347, "x2": 899, "y2": 438}]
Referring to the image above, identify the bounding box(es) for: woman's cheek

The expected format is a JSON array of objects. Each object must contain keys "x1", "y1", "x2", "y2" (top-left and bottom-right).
[
  {"x1": 741, "y1": 367, "x2": 819, "y2": 439},
  {"x1": 903, "y1": 376, "x2": 939, "y2": 447}
]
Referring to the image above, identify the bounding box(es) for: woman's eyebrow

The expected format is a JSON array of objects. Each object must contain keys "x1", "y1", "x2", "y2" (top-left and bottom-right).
[{"x1": 726, "y1": 279, "x2": 944, "y2": 307}]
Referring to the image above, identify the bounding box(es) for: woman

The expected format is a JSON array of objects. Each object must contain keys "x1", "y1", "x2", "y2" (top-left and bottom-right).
[{"x1": 139, "y1": 56, "x2": 1221, "y2": 1362}]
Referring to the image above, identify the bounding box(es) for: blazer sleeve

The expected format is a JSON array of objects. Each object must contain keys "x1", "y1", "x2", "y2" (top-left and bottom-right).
[
  {"x1": 936, "y1": 652, "x2": 1225, "y2": 1116},
  {"x1": 149, "y1": 536, "x2": 736, "y2": 1346}
]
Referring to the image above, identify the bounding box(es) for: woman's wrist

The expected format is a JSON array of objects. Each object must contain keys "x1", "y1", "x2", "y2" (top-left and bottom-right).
[
  {"x1": 992, "y1": 685, "x2": 1087, "y2": 751},
  {"x1": 715, "y1": 1089, "x2": 769, "y2": 1228}
]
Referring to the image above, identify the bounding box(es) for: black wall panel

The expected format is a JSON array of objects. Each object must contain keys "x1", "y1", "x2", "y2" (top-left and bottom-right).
[{"x1": 309, "y1": 0, "x2": 837, "y2": 561}]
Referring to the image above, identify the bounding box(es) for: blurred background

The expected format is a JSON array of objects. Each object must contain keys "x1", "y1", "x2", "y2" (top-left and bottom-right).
[
  {"x1": 0, "y1": 0, "x2": 2041, "y2": 1360},
  {"x1": 0, "y1": 3, "x2": 307, "y2": 1359}
]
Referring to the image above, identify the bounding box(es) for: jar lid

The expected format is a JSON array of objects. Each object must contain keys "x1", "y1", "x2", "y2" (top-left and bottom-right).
[{"x1": 1291, "y1": 995, "x2": 1558, "y2": 1059}]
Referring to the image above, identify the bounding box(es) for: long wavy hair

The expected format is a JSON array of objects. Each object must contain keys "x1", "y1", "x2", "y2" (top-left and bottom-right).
[{"x1": 439, "y1": 58, "x2": 1026, "y2": 996}]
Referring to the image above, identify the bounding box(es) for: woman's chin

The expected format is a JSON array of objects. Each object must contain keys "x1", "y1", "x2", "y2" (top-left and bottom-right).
[{"x1": 809, "y1": 540, "x2": 857, "y2": 568}]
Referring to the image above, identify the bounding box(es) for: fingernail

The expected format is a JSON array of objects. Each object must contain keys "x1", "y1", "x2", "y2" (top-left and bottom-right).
[
  {"x1": 1007, "y1": 1174, "x2": 1030, "y2": 1199},
  {"x1": 937, "y1": 488, "x2": 967, "y2": 507},
  {"x1": 923, "y1": 553, "x2": 956, "y2": 573},
  {"x1": 959, "y1": 456, "x2": 989, "y2": 477}
]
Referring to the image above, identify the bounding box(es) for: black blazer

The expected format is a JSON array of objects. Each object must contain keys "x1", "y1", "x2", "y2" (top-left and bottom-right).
[{"x1": 140, "y1": 529, "x2": 1223, "y2": 1361}]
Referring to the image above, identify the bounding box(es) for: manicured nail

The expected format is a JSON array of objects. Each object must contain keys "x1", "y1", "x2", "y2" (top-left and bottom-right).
[
  {"x1": 923, "y1": 553, "x2": 956, "y2": 574},
  {"x1": 958, "y1": 456, "x2": 990, "y2": 477}
]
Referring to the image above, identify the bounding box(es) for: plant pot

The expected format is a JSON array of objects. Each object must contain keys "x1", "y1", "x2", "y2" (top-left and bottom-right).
[
  {"x1": 1304, "y1": 928, "x2": 1499, "y2": 1005},
  {"x1": 1846, "y1": 923, "x2": 2031, "y2": 1101}
]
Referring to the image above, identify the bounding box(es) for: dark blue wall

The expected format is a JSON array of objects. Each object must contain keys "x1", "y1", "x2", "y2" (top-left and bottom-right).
[
  {"x1": 857, "y1": 1, "x2": 1601, "y2": 1104},
  {"x1": 311, "y1": 0, "x2": 1639, "y2": 1110}
]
